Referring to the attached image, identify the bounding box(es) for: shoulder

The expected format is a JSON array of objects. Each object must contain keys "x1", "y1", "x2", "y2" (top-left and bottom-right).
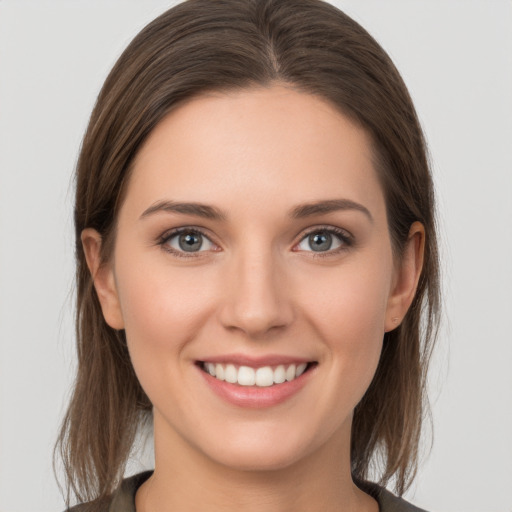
[
  {"x1": 360, "y1": 481, "x2": 429, "y2": 512},
  {"x1": 63, "y1": 471, "x2": 153, "y2": 512},
  {"x1": 377, "y1": 488, "x2": 428, "y2": 512}
]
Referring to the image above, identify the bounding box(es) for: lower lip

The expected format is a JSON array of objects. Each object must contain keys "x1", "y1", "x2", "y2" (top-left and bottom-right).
[{"x1": 197, "y1": 364, "x2": 315, "y2": 409}]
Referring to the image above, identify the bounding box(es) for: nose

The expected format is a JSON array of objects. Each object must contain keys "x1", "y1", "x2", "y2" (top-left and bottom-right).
[{"x1": 218, "y1": 246, "x2": 294, "y2": 338}]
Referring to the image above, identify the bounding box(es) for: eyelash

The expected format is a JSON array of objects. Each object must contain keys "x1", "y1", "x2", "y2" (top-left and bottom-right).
[{"x1": 157, "y1": 226, "x2": 354, "y2": 259}]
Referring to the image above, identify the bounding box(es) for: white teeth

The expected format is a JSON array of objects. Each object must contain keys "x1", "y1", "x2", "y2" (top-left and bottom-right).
[
  {"x1": 215, "y1": 363, "x2": 225, "y2": 381},
  {"x1": 203, "y1": 362, "x2": 310, "y2": 387},
  {"x1": 255, "y1": 367, "x2": 274, "y2": 387},
  {"x1": 285, "y1": 364, "x2": 296, "y2": 382},
  {"x1": 296, "y1": 363, "x2": 307, "y2": 377},
  {"x1": 224, "y1": 364, "x2": 237, "y2": 383},
  {"x1": 238, "y1": 366, "x2": 256, "y2": 386},
  {"x1": 274, "y1": 365, "x2": 286, "y2": 384}
]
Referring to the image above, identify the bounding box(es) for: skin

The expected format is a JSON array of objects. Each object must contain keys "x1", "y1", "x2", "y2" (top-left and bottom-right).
[{"x1": 83, "y1": 84, "x2": 424, "y2": 512}]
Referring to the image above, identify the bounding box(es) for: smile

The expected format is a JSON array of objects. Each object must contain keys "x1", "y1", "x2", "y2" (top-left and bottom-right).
[
  {"x1": 196, "y1": 358, "x2": 318, "y2": 408},
  {"x1": 200, "y1": 361, "x2": 313, "y2": 387}
]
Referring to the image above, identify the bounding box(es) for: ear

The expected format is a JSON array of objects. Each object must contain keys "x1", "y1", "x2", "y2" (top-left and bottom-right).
[
  {"x1": 385, "y1": 222, "x2": 425, "y2": 332},
  {"x1": 81, "y1": 228, "x2": 125, "y2": 330}
]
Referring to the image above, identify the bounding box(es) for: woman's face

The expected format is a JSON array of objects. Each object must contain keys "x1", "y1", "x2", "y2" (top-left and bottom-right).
[{"x1": 87, "y1": 84, "x2": 417, "y2": 472}]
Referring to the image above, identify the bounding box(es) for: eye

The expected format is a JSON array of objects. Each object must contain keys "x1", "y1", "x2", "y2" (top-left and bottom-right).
[
  {"x1": 161, "y1": 228, "x2": 216, "y2": 256},
  {"x1": 295, "y1": 228, "x2": 351, "y2": 254}
]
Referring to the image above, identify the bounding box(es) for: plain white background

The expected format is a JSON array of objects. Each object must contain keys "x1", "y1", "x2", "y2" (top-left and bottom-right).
[{"x1": 0, "y1": 1, "x2": 511, "y2": 511}]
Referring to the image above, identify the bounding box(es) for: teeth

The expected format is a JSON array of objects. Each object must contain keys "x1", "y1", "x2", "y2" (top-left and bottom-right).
[
  {"x1": 274, "y1": 365, "x2": 286, "y2": 384},
  {"x1": 215, "y1": 363, "x2": 225, "y2": 381},
  {"x1": 224, "y1": 364, "x2": 237, "y2": 383},
  {"x1": 296, "y1": 363, "x2": 307, "y2": 377},
  {"x1": 285, "y1": 364, "x2": 296, "y2": 381},
  {"x1": 255, "y1": 366, "x2": 274, "y2": 387},
  {"x1": 206, "y1": 362, "x2": 216, "y2": 376},
  {"x1": 202, "y1": 362, "x2": 310, "y2": 387},
  {"x1": 238, "y1": 366, "x2": 256, "y2": 386}
]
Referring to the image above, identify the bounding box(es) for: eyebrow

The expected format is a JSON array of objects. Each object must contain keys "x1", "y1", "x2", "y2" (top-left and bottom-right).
[
  {"x1": 140, "y1": 198, "x2": 373, "y2": 223},
  {"x1": 140, "y1": 200, "x2": 227, "y2": 221},
  {"x1": 290, "y1": 199, "x2": 373, "y2": 222}
]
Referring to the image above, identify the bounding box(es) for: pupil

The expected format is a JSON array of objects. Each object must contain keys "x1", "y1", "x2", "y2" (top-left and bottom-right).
[
  {"x1": 179, "y1": 232, "x2": 202, "y2": 252},
  {"x1": 309, "y1": 232, "x2": 332, "y2": 251}
]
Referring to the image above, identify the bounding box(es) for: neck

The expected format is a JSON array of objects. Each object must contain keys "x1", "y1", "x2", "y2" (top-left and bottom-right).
[{"x1": 136, "y1": 412, "x2": 377, "y2": 512}]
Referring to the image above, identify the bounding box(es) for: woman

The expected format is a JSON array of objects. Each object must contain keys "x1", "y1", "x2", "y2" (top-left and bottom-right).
[{"x1": 56, "y1": 0, "x2": 440, "y2": 510}]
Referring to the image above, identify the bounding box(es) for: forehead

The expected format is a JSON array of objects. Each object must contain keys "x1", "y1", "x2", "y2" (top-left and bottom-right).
[{"x1": 125, "y1": 84, "x2": 385, "y2": 222}]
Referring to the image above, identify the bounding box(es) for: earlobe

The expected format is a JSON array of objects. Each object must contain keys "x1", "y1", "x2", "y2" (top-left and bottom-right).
[
  {"x1": 385, "y1": 222, "x2": 425, "y2": 332},
  {"x1": 81, "y1": 228, "x2": 125, "y2": 330}
]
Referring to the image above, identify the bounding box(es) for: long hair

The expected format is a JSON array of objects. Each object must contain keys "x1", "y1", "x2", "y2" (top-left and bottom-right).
[{"x1": 55, "y1": 0, "x2": 440, "y2": 505}]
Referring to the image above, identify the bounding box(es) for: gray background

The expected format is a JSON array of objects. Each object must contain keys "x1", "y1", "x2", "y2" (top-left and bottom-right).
[{"x1": 0, "y1": 1, "x2": 511, "y2": 511}]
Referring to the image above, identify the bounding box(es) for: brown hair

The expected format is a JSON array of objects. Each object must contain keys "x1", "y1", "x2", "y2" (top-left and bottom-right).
[{"x1": 55, "y1": 0, "x2": 440, "y2": 506}]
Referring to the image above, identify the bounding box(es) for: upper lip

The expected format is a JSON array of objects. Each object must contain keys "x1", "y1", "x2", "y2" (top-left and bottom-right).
[{"x1": 197, "y1": 353, "x2": 315, "y2": 368}]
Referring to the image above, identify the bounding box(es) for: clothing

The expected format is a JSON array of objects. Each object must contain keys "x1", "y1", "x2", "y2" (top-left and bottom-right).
[{"x1": 68, "y1": 470, "x2": 428, "y2": 512}]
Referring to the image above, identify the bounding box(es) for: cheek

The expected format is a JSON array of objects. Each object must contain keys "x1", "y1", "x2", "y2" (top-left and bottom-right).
[
  {"x1": 113, "y1": 253, "x2": 225, "y2": 398},
  {"x1": 302, "y1": 258, "x2": 391, "y2": 340},
  {"x1": 297, "y1": 256, "x2": 393, "y2": 389}
]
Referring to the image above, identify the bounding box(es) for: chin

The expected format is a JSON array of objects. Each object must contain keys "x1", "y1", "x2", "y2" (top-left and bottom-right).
[
  {"x1": 197, "y1": 427, "x2": 323, "y2": 473},
  {"x1": 210, "y1": 446, "x2": 305, "y2": 472}
]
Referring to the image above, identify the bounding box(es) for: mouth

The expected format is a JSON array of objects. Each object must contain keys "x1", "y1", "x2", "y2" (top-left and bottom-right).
[{"x1": 196, "y1": 361, "x2": 318, "y2": 387}]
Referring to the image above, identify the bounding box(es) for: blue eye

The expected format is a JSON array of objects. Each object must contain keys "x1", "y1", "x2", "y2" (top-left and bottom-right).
[
  {"x1": 296, "y1": 228, "x2": 350, "y2": 253},
  {"x1": 159, "y1": 226, "x2": 351, "y2": 258},
  {"x1": 163, "y1": 229, "x2": 215, "y2": 254}
]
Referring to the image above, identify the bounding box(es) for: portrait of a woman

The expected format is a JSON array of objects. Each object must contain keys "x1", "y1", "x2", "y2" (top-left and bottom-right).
[
  {"x1": 0, "y1": 1, "x2": 510, "y2": 511},
  {"x1": 58, "y1": 1, "x2": 437, "y2": 510}
]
